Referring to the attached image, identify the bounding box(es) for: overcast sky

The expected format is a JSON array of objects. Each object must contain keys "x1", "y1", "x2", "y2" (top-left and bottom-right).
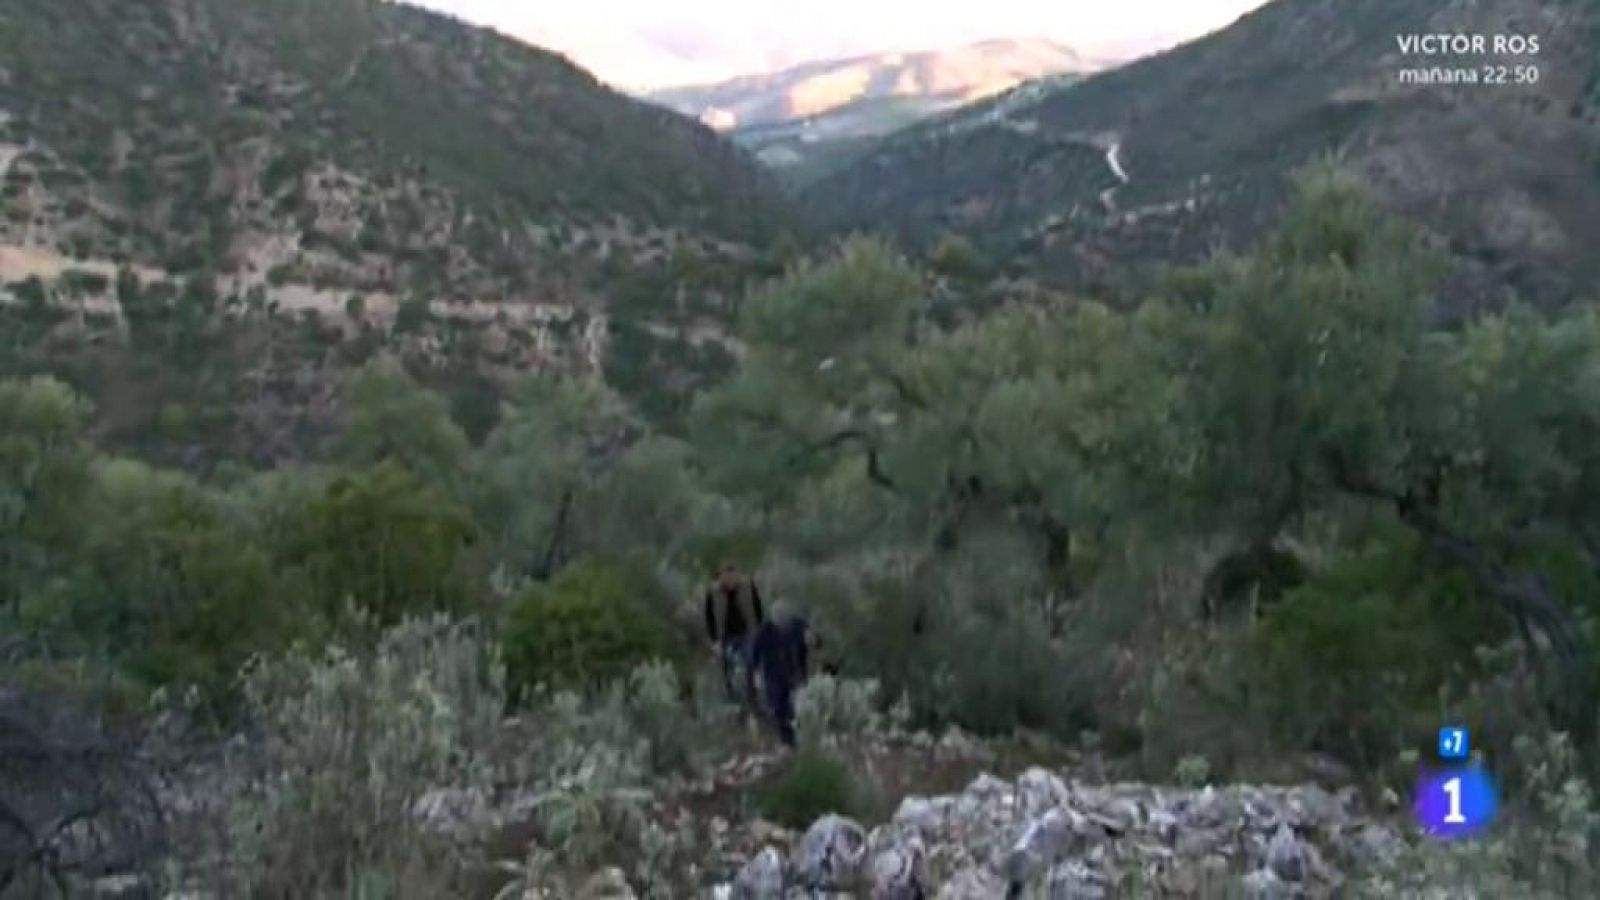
[{"x1": 412, "y1": 0, "x2": 1272, "y2": 91}]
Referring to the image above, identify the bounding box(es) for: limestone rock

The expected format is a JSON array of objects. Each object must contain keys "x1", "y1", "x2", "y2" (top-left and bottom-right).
[
  {"x1": 870, "y1": 835, "x2": 927, "y2": 899},
  {"x1": 1015, "y1": 768, "x2": 1070, "y2": 820},
  {"x1": 936, "y1": 865, "x2": 1007, "y2": 900},
  {"x1": 734, "y1": 847, "x2": 787, "y2": 899},
  {"x1": 1004, "y1": 807, "x2": 1075, "y2": 886},
  {"x1": 1044, "y1": 858, "x2": 1109, "y2": 899},
  {"x1": 1241, "y1": 867, "x2": 1292, "y2": 899},
  {"x1": 411, "y1": 786, "x2": 494, "y2": 842},
  {"x1": 795, "y1": 814, "x2": 868, "y2": 890},
  {"x1": 1265, "y1": 823, "x2": 1305, "y2": 882}
]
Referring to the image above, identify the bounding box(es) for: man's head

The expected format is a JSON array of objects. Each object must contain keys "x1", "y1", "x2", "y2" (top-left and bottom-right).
[{"x1": 715, "y1": 562, "x2": 740, "y2": 590}]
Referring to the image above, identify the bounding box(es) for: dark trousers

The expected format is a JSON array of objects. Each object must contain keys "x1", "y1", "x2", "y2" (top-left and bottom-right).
[{"x1": 764, "y1": 672, "x2": 796, "y2": 746}]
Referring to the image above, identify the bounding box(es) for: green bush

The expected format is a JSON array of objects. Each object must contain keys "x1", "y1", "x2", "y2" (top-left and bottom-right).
[
  {"x1": 622, "y1": 660, "x2": 698, "y2": 774},
  {"x1": 794, "y1": 674, "x2": 884, "y2": 747},
  {"x1": 287, "y1": 462, "x2": 478, "y2": 626},
  {"x1": 53, "y1": 459, "x2": 304, "y2": 709},
  {"x1": 757, "y1": 748, "x2": 861, "y2": 829},
  {"x1": 1244, "y1": 531, "x2": 1497, "y2": 770},
  {"x1": 1141, "y1": 528, "x2": 1507, "y2": 780},
  {"x1": 227, "y1": 616, "x2": 502, "y2": 898},
  {"x1": 503, "y1": 559, "x2": 685, "y2": 703}
]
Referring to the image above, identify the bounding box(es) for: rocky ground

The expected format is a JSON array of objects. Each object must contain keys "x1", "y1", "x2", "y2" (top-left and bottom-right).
[
  {"x1": 719, "y1": 768, "x2": 1401, "y2": 899},
  {"x1": 410, "y1": 725, "x2": 1406, "y2": 900}
]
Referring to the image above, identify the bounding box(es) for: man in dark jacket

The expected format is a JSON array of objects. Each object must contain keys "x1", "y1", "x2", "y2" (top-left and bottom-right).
[
  {"x1": 750, "y1": 605, "x2": 814, "y2": 747},
  {"x1": 704, "y1": 563, "x2": 764, "y2": 704}
]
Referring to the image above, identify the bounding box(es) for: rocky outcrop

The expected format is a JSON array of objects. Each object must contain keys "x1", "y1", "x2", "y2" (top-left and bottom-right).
[{"x1": 724, "y1": 766, "x2": 1402, "y2": 898}]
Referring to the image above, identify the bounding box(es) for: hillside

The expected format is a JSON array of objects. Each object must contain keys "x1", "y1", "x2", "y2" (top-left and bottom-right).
[
  {"x1": 647, "y1": 38, "x2": 1106, "y2": 187},
  {"x1": 803, "y1": 0, "x2": 1600, "y2": 312},
  {"x1": 0, "y1": 0, "x2": 791, "y2": 462}
]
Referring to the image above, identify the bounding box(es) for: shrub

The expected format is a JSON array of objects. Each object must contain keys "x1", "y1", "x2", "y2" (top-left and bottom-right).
[
  {"x1": 927, "y1": 232, "x2": 984, "y2": 280},
  {"x1": 1174, "y1": 754, "x2": 1212, "y2": 788},
  {"x1": 287, "y1": 462, "x2": 478, "y2": 626},
  {"x1": 757, "y1": 748, "x2": 861, "y2": 829},
  {"x1": 56, "y1": 459, "x2": 303, "y2": 710},
  {"x1": 503, "y1": 559, "x2": 685, "y2": 703},
  {"x1": 505, "y1": 687, "x2": 680, "y2": 894},
  {"x1": 1139, "y1": 530, "x2": 1510, "y2": 781},
  {"x1": 1243, "y1": 533, "x2": 1496, "y2": 770},
  {"x1": 526, "y1": 688, "x2": 650, "y2": 848},
  {"x1": 59, "y1": 268, "x2": 110, "y2": 297},
  {"x1": 394, "y1": 294, "x2": 430, "y2": 334},
  {"x1": 9, "y1": 276, "x2": 47, "y2": 307},
  {"x1": 226, "y1": 616, "x2": 503, "y2": 898},
  {"x1": 623, "y1": 660, "x2": 697, "y2": 774},
  {"x1": 794, "y1": 674, "x2": 883, "y2": 747}
]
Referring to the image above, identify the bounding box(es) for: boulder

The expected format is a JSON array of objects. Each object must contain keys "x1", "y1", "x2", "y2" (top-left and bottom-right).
[
  {"x1": 1265, "y1": 824, "x2": 1305, "y2": 882},
  {"x1": 411, "y1": 786, "x2": 494, "y2": 842},
  {"x1": 1015, "y1": 768, "x2": 1070, "y2": 820},
  {"x1": 936, "y1": 865, "x2": 1007, "y2": 900},
  {"x1": 870, "y1": 835, "x2": 928, "y2": 899},
  {"x1": 733, "y1": 847, "x2": 786, "y2": 899},
  {"x1": 794, "y1": 814, "x2": 868, "y2": 890},
  {"x1": 1240, "y1": 867, "x2": 1293, "y2": 899},
  {"x1": 1004, "y1": 807, "x2": 1076, "y2": 886},
  {"x1": 1044, "y1": 858, "x2": 1110, "y2": 899}
]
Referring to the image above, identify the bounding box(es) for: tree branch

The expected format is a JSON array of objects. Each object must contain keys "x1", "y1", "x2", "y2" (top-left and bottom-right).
[
  {"x1": 792, "y1": 429, "x2": 897, "y2": 490},
  {"x1": 533, "y1": 488, "x2": 574, "y2": 581},
  {"x1": 1324, "y1": 450, "x2": 1595, "y2": 737}
]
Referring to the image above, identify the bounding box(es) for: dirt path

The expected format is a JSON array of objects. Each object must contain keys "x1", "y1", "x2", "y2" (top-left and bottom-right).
[{"x1": 1100, "y1": 139, "x2": 1131, "y2": 212}]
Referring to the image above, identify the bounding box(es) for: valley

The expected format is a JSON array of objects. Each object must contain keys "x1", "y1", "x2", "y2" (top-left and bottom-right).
[{"x1": 3, "y1": 1, "x2": 1600, "y2": 897}]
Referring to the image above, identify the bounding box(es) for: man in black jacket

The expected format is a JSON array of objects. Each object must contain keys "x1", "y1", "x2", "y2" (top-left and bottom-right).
[{"x1": 750, "y1": 605, "x2": 815, "y2": 747}]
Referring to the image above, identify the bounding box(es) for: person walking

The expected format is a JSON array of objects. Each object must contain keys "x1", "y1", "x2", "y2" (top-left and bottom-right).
[
  {"x1": 751, "y1": 603, "x2": 815, "y2": 747},
  {"x1": 703, "y1": 562, "x2": 765, "y2": 708}
]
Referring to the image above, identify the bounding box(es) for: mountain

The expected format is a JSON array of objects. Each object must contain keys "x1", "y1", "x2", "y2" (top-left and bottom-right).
[
  {"x1": 0, "y1": 0, "x2": 793, "y2": 462},
  {"x1": 802, "y1": 0, "x2": 1600, "y2": 312},
  {"x1": 646, "y1": 38, "x2": 1109, "y2": 186}
]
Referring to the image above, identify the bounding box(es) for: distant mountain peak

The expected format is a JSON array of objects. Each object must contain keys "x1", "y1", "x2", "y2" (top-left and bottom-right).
[
  {"x1": 646, "y1": 36, "x2": 1103, "y2": 131},
  {"x1": 645, "y1": 36, "x2": 1113, "y2": 187}
]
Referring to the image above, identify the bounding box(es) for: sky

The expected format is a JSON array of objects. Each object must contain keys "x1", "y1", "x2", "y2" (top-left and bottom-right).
[{"x1": 412, "y1": 0, "x2": 1273, "y2": 92}]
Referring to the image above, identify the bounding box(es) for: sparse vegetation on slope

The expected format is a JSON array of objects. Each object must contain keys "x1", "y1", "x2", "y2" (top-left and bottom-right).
[
  {"x1": 0, "y1": 0, "x2": 794, "y2": 463},
  {"x1": 5, "y1": 169, "x2": 1600, "y2": 895}
]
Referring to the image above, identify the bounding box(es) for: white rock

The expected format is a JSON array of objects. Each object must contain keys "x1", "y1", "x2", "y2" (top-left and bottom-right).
[
  {"x1": 410, "y1": 786, "x2": 493, "y2": 841},
  {"x1": 1045, "y1": 858, "x2": 1109, "y2": 899},
  {"x1": 890, "y1": 795, "x2": 949, "y2": 836},
  {"x1": 963, "y1": 772, "x2": 1010, "y2": 801},
  {"x1": 1005, "y1": 807, "x2": 1075, "y2": 886},
  {"x1": 734, "y1": 846, "x2": 786, "y2": 899},
  {"x1": 795, "y1": 814, "x2": 868, "y2": 890},
  {"x1": 870, "y1": 835, "x2": 927, "y2": 899},
  {"x1": 1241, "y1": 867, "x2": 1292, "y2": 899},
  {"x1": 1265, "y1": 823, "x2": 1305, "y2": 882},
  {"x1": 936, "y1": 865, "x2": 1007, "y2": 899},
  {"x1": 1015, "y1": 768, "x2": 1070, "y2": 820}
]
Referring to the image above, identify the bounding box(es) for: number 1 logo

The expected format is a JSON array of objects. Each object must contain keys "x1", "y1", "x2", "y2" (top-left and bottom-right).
[
  {"x1": 1442, "y1": 777, "x2": 1466, "y2": 824},
  {"x1": 1416, "y1": 768, "x2": 1497, "y2": 837}
]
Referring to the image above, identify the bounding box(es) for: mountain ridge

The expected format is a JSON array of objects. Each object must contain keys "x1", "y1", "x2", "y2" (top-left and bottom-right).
[
  {"x1": 802, "y1": 0, "x2": 1600, "y2": 312},
  {"x1": 645, "y1": 37, "x2": 1110, "y2": 185},
  {"x1": 0, "y1": 0, "x2": 795, "y2": 462}
]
